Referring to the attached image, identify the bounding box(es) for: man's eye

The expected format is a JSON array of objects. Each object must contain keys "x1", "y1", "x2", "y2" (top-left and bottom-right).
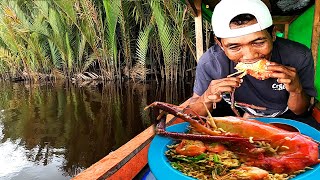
[
  {"x1": 229, "y1": 46, "x2": 240, "y2": 50},
  {"x1": 253, "y1": 41, "x2": 265, "y2": 46}
]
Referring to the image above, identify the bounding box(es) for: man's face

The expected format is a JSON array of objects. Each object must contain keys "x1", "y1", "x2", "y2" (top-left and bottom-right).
[{"x1": 217, "y1": 21, "x2": 274, "y2": 64}]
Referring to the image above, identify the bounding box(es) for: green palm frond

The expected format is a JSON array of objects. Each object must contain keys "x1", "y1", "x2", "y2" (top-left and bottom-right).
[
  {"x1": 150, "y1": 0, "x2": 173, "y2": 76},
  {"x1": 0, "y1": 2, "x2": 33, "y2": 73},
  {"x1": 136, "y1": 25, "x2": 153, "y2": 67},
  {"x1": 29, "y1": 33, "x2": 51, "y2": 72},
  {"x1": 118, "y1": 0, "x2": 133, "y2": 68},
  {"x1": 132, "y1": 0, "x2": 147, "y2": 29},
  {"x1": 0, "y1": 0, "x2": 197, "y2": 80},
  {"x1": 77, "y1": 34, "x2": 87, "y2": 71},
  {"x1": 0, "y1": 47, "x2": 17, "y2": 68},
  {"x1": 0, "y1": 30, "x2": 17, "y2": 53},
  {"x1": 34, "y1": 0, "x2": 49, "y2": 18},
  {"x1": 0, "y1": 34, "x2": 6, "y2": 48},
  {"x1": 47, "y1": 8, "x2": 65, "y2": 45},
  {"x1": 82, "y1": 52, "x2": 98, "y2": 72},
  {"x1": 78, "y1": 0, "x2": 100, "y2": 50},
  {"x1": 184, "y1": 27, "x2": 196, "y2": 60},
  {"x1": 103, "y1": 0, "x2": 120, "y2": 68},
  {"x1": 52, "y1": 0, "x2": 77, "y2": 23},
  {"x1": 65, "y1": 32, "x2": 74, "y2": 74},
  {"x1": 48, "y1": 40, "x2": 62, "y2": 69},
  {"x1": 6, "y1": 0, "x2": 32, "y2": 29}
]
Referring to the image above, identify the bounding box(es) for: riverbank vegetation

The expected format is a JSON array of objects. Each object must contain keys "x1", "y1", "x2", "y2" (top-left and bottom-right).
[{"x1": 0, "y1": 0, "x2": 211, "y2": 83}]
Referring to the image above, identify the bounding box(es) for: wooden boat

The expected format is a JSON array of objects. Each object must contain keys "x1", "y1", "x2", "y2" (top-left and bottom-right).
[
  {"x1": 73, "y1": 0, "x2": 320, "y2": 179},
  {"x1": 72, "y1": 116, "x2": 182, "y2": 180}
]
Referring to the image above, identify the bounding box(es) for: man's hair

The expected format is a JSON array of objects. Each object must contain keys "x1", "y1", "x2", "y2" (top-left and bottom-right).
[
  {"x1": 230, "y1": 13, "x2": 256, "y2": 26},
  {"x1": 215, "y1": 13, "x2": 274, "y2": 42}
]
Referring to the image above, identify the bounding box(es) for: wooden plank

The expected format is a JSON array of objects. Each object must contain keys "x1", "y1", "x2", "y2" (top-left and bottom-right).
[
  {"x1": 284, "y1": 24, "x2": 289, "y2": 39},
  {"x1": 106, "y1": 144, "x2": 150, "y2": 180},
  {"x1": 273, "y1": 16, "x2": 297, "y2": 25},
  {"x1": 311, "y1": 1, "x2": 320, "y2": 70},
  {"x1": 194, "y1": 0, "x2": 203, "y2": 62}
]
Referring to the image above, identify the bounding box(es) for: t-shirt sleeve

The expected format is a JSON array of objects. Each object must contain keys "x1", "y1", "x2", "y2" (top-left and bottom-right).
[
  {"x1": 192, "y1": 45, "x2": 227, "y2": 96},
  {"x1": 297, "y1": 50, "x2": 317, "y2": 97},
  {"x1": 193, "y1": 64, "x2": 211, "y2": 96},
  {"x1": 193, "y1": 51, "x2": 218, "y2": 96}
]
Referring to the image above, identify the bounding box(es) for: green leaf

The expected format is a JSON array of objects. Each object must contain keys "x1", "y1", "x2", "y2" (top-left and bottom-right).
[
  {"x1": 103, "y1": 0, "x2": 120, "y2": 63},
  {"x1": 52, "y1": 0, "x2": 77, "y2": 23},
  {"x1": 175, "y1": 153, "x2": 206, "y2": 162},
  {"x1": 213, "y1": 154, "x2": 220, "y2": 163},
  {"x1": 171, "y1": 162, "x2": 183, "y2": 170},
  {"x1": 65, "y1": 32, "x2": 74, "y2": 72},
  {"x1": 136, "y1": 25, "x2": 153, "y2": 66}
]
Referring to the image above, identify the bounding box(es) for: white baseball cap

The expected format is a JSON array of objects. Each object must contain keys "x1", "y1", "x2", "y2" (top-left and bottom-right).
[{"x1": 211, "y1": 0, "x2": 273, "y2": 38}]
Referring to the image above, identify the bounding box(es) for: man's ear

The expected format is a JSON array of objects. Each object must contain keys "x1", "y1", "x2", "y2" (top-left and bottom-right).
[{"x1": 214, "y1": 37, "x2": 224, "y2": 51}]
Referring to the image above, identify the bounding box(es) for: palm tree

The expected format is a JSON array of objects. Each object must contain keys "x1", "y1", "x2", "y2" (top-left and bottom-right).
[{"x1": 0, "y1": 0, "x2": 197, "y2": 82}]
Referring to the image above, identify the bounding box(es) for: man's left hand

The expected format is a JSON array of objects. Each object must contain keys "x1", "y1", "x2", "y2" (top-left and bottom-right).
[{"x1": 267, "y1": 62, "x2": 303, "y2": 94}]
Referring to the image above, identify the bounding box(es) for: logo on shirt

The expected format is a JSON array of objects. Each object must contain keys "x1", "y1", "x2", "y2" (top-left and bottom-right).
[{"x1": 272, "y1": 83, "x2": 285, "y2": 91}]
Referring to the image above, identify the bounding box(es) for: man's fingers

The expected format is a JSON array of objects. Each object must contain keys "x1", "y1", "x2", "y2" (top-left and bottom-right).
[
  {"x1": 270, "y1": 72, "x2": 285, "y2": 79},
  {"x1": 267, "y1": 65, "x2": 296, "y2": 76},
  {"x1": 206, "y1": 77, "x2": 242, "y2": 103},
  {"x1": 210, "y1": 79, "x2": 242, "y2": 89},
  {"x1": 286, "y1": 66, "x2": 296, "y2": 72},
  {"x1": 207, "y1": 94, "x2": 222, "y2": 102},
  {"x1": 277, "y1": 78, "x2": 291, "y2": 84},
  {"x1": 214, "y1": 86, "x2": 235, "y2": 94}
]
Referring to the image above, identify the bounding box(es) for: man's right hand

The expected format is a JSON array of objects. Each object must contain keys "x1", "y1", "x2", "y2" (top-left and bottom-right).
[
  {"x1": 203, "y1": 77, "x2": 242, "y2": 103},
  {"x1": 166, "y1": 77, "x2": 242, "y2": 120}
]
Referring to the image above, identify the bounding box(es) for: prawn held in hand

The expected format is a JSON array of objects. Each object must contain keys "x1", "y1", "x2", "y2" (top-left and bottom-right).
[{"x1": 228, "y1": 59, "x2": 273, "y2": 80}]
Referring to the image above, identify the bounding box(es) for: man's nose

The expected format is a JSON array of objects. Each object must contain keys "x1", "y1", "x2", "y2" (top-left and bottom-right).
[{"x1": 241, "y1": 46, "x2": 259, "y2": 61}]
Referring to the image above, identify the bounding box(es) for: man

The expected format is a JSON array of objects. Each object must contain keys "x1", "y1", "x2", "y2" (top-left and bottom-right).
[{"x1": 182, "y1": 0, "x2": 318, "y2": 128}]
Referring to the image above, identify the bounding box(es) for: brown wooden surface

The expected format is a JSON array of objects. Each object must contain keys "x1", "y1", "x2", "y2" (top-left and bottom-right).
[
  {"x1": 106, "y1": 144, "x2": 150, "y2": 180},
  {"x1": 311, "y1": 1, "x2": 320, "y2": 70},
  {"x1": 194, "y1": 0, "x2": 203, "y2": 62},
  {"x1": 284, "y1": 24, "x2": 289, "y2": 39},
  {"x1": 273, "y1": 16, "x2": 298, "y2": 25}
]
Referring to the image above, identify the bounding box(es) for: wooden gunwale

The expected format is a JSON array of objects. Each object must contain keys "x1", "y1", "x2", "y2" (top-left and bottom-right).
[
  {"x1": 73, "y1": 125, "x2": 154, "y2": 179},
  {"x1": 311, "y1": 0, "x2": 320, "y2": 70}
]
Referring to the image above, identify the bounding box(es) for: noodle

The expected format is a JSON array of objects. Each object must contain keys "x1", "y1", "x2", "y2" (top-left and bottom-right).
[
  {"x1": 165, "y1": 141, "x2": 308, "y2": 180},
  {"x1": 164, "y1": 126, "x2": 312, "y2": 180}
]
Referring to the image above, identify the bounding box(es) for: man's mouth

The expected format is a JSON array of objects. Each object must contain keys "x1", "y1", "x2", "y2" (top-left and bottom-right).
[{"x1": 240, "y1": 59, "x2": 264, "y2": 64}]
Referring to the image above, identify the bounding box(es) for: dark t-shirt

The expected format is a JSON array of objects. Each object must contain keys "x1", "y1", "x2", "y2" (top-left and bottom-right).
[{"x1": 193, "y1": 37, "x2": 317, "y2": 117}]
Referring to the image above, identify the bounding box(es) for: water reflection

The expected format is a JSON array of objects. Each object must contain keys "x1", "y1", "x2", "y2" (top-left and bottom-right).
[{"x1": 0, "y1": 80, "x2": 193, "y2": 179}]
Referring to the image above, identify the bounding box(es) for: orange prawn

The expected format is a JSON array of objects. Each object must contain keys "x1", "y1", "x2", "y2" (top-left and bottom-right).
[
  {"x1": 147, "y1": 102, "x2": 320, "y2": 175},
  {"x1": 228, "y1": 59, "x2": 273, "y2": 80}
]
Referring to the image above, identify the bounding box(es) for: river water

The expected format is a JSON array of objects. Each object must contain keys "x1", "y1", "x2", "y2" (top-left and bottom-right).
[{"x1": 0, "y1": 80, "x2": 193, "y2": 180}]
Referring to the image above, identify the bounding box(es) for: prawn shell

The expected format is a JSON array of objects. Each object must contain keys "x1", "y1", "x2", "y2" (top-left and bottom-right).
[
  {"x1": 235, "y1": 59, "x2": 273, "y2": 80},
  {"x1": 213, "y1": 116, "x2": 319, "y2": 174},
  {"x1": 247, "y1": 69, "x2": 272, "y2": 80}
]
